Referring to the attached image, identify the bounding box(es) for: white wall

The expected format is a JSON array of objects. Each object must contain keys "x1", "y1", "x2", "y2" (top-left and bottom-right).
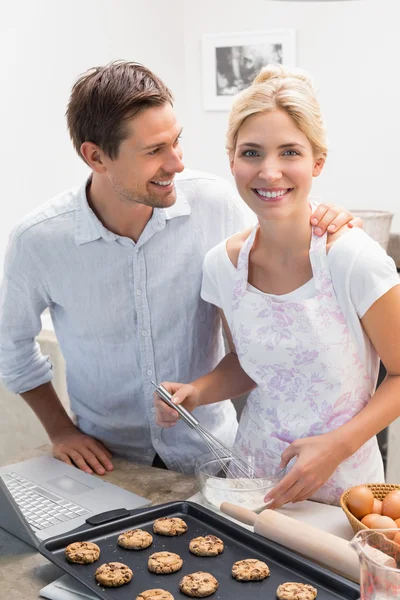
[
  {"x1": 3, "y1": 0, "x2": 400, "y2": 279},
  {"x1": 0, "y1": 0, "x2": 185, "y2": 274},
  {"x1": 182, "y1": 0, "x2": 400, "y2": 229}
]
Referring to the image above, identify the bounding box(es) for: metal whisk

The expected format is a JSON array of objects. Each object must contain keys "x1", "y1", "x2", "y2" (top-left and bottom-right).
[{"x1": 152, "y1": 381, "x2": 265, "y2": 482}]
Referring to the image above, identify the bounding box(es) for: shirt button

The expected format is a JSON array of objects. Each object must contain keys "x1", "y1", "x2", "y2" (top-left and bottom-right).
[
  {"x1": 135, "y1": 247, "x2": 140, "y2": 253},
  {"x1": 141, "y1": 330, "x2": 147, "y2": 336},
  {"x1": 136, "y1": 290, "x2": 142, "y2": 296},
  {"x1": 147, "y1": 369, "x2": 153, "y2": 376},
  {"x1": 151, "y1": 407, "x2": 156, "y2": 413}
]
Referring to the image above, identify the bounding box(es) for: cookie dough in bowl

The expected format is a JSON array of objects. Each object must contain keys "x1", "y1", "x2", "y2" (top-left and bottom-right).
[{"x1": 194, "y1": 451, "x2": 286, "y2": 511}]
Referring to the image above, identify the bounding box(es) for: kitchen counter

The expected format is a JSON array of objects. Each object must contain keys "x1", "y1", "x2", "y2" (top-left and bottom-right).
[{"x1": 0, "y1": 446, "x2": 356, "y2": 599}]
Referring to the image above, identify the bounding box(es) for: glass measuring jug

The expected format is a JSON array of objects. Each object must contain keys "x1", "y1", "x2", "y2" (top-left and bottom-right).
[{"x1": 351, "y1": 529, "x2": 400, "y2": 599}]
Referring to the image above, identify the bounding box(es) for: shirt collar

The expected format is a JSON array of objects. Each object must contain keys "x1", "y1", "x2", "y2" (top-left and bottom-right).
[
  {"x1": 74, "y1": 175, "x2": 191, "y2": 246},
  {"x1": 75, "y1": 176, "x2": 115, "y2": 245},
  {"x1": 163, "y1": 184, "x2": 191, "y2": 220}
]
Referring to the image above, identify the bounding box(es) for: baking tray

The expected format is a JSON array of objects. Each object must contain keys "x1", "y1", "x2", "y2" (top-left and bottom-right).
[{"x1": 38, "y1": 501, "x2": 360, "y2": 599}]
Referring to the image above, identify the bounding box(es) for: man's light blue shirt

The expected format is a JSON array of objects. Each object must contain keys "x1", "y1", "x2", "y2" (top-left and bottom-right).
[{"x1": 0, "y1": 170, "x2": 252, "y2": 472}]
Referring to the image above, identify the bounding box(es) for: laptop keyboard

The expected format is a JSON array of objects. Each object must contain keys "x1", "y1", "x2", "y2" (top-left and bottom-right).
[{"x1": 1, "y1": 472, "x2": 89, "y2": 532}]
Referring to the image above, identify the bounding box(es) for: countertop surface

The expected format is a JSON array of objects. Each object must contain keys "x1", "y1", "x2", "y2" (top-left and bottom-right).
[{"x1": 0, "y1": 446, "x2": 355, "y2": 599}]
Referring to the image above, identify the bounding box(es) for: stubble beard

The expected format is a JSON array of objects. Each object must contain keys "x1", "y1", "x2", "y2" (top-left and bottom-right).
[{"x1": 111, "y1": 177, "x2": 177, "y2": 209}]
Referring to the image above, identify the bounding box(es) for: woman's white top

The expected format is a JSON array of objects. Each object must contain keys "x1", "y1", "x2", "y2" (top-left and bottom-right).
[{"x1": 201, "y1": 228, "x2": 399, "y2": 384}]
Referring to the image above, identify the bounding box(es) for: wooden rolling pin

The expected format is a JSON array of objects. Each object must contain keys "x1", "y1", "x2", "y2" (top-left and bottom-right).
[{"x1": 220, "y1": 502, "x2": 360, "y2": 583}]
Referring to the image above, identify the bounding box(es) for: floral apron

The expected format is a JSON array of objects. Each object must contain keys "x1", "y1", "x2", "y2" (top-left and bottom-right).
[{"x1": 231, "y1": 225, "x2": 384, "y2": 504}]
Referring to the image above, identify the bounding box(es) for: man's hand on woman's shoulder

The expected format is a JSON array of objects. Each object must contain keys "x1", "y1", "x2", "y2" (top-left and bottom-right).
[{"x1": 311, "y1": 202, "x2": 362, "y2": 236}]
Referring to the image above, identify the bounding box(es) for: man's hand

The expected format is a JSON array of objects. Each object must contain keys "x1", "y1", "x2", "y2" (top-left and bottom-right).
[
  {"x1": 154, "y1": 382, "x2": 201, "y2": 428},
  {"x1": 310, "y1": 203, "x2": 362, "y2": 236},
  {"x1": 264, "y1": 433, "x2": 345, "y2": 508},
  {"x1": 51, "y1": 427, "x2": 114, "y2": 475}
]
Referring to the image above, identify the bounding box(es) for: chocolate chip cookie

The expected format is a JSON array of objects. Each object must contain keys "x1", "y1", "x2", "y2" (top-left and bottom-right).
[
  {"x1": 189, "y1": 535, "x2": 224, "y2": 557},
  {"x1": 179, "y1": 572, "x2": 219, "y2": 597},
  {"x1": 95, "y1": 562, "x2": 133, "y2": 587},
  {"x1": 65, "y1": 541, "x2": 100, "y2": 564},
  {"x1": 232, "y1": 558, "x2": 270, "y2": 581},
  {"x1": 153, "y1": 517, "x2": 188, "y2": 536},
  {"x1": 136, "y1": 590, "x2": 175, "y2": 600},
  {"x1": 276, "y1": 582, "x2": 318, "y2": 600},
  {"x1": 118, "y1": 528, "x2": 153, "y2": 550},
  {"x1": 148, "y1": 551, "x2": 183, "y2": 574}
]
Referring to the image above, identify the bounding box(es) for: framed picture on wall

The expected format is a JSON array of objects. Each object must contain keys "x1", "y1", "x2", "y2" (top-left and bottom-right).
[{"x1": 202, "y1": 30, "x2": 296, "y2": 111}]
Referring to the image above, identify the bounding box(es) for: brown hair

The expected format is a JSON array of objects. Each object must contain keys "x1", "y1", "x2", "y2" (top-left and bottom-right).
[{"x1": 66, "y1": 61, "x2": 174, "y2": 161}]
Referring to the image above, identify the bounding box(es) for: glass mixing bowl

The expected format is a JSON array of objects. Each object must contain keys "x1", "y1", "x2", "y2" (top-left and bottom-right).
[{"x1": 195, "y1": 451, "x2": 287, "y2": 513}]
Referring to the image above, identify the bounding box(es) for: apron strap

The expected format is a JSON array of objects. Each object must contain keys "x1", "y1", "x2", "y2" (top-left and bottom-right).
[
  {"x1": 232, "y1": 225, "x2": 258, "y2": 306},
  {"x1": 309, "y1": 230, "x2": 333, "y2": 294},
  {"x1": 233, "y1": 225, "x2": 334, "y2": 302}
]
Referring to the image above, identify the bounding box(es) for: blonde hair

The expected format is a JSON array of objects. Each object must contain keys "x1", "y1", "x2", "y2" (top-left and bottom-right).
[{"x1": 226, "y1": 65, "x2": 327, "y2": 158}]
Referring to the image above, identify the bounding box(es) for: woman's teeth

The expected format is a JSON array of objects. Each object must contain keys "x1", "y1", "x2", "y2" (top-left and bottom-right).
[{"x1": 256, "y1": 189, "x2": 289, "y2": 198}]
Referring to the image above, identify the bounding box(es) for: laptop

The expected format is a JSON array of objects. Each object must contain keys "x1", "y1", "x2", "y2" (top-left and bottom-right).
[{"x1": 0, "y1": 455, "x2": 151, "y2": 548}]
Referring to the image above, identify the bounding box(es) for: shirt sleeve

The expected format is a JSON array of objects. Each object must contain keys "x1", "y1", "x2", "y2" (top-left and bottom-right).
[
  {"x1": 201, "y1": 242, "x2": 226, "y2": 309},
  {"x1": 230, "y1": 190, "x2": 257, "y2": 233},
  {"x1": 330, "y1": 229, "x2": 400, "y2": 318},
  {"x1": 0, "y1": 228, "x2": 54, "y2": 394}
]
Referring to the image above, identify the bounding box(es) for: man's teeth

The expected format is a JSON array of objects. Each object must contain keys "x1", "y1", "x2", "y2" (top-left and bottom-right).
[
  {"x1": 257, "y1": 189, "x2": 288, "y2": 198},
  {"x1": 152, "y1": 180, "x2": 172, "y2": 186}
]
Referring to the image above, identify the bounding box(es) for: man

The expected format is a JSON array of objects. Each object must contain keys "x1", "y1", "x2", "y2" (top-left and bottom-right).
[{"x1": 0, "y1": 62, "x2": 359, "y2": 475}]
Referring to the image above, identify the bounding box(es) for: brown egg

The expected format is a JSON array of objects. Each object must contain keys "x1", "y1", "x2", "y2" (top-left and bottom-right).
[
  {"x1": 382, "y1": 491, "x2": 400, "y2": 521},
  {"x1": 395, "y1": 518, "x2": 400, "y2": 528},
  {"x1": 360, "y1": 514, "x2": 398, "y2": 538},
  {"x1": 361, "y1": 514, "x2": 382, "y2": 528},
  {"x1": 347, "y1": 486, "x2": 374, "y2": 519},
  {"x1": 372, "y1": 498, "x2": 383, "y2": 515}
]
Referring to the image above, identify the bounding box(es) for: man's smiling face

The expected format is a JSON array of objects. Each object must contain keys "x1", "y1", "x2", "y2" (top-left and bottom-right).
[{"x1": 101, "y1": 102, "x2": 184, "y2": 209}]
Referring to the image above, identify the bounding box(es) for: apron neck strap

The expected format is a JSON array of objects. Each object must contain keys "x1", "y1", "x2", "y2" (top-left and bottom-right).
[
  {"x1": 309, "y1": 230, "x2": 331, "y2": 293},
  {"x1": 232, "y1": 225, "x2": 258, "y2": 301},
  {"x1": 233, "y1": 225, "x2": 332, "y2": 300}
]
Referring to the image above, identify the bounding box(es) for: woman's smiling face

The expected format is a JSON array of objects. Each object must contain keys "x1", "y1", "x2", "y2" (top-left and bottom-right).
[{"x1": 230, "y1": 109, "x2": 325, "y2": 221}]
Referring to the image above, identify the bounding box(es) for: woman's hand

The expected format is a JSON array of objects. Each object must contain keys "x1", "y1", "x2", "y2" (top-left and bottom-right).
[
  {"x1": 154, "y1": 382, "x2": 201, "y2": 428},
  {"x1": 264, "y1": 433, "x2": 346, "y2": 508}
]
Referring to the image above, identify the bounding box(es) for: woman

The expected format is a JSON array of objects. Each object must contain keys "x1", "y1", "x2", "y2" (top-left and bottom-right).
[{"x1": 155, "y1": 65, "x2": 400, "y2": 506}]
